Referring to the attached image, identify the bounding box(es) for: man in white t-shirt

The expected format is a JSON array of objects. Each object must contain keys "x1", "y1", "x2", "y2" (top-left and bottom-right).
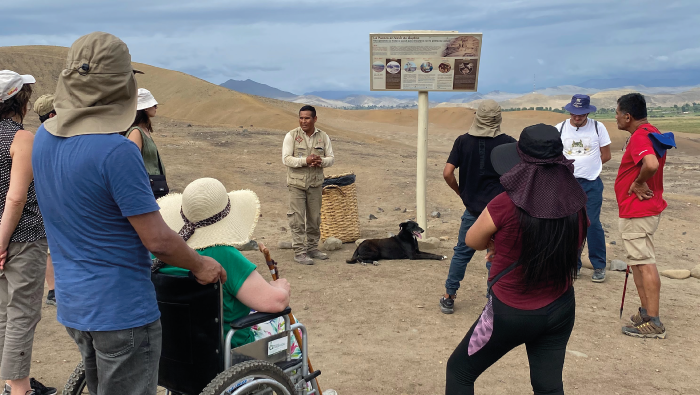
[{"x1": 556, "y1": 94, "x2": 612, "y2": 282}]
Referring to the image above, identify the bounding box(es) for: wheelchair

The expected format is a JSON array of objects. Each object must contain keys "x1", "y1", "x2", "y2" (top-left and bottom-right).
[{"x1": 63, "y1": 272, "x2": 321, "y2": 395}]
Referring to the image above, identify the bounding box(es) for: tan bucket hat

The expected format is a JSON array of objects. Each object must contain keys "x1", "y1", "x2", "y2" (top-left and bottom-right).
[
  {"x1": 44, "y1": 32, "x2": 143, "y2": 137},
  {"x1": 467, "y1": 99, "x2": 504, "y2": 138},
  {"x1": 158, "y1": 178, "x2": 261, "y2": 250}
]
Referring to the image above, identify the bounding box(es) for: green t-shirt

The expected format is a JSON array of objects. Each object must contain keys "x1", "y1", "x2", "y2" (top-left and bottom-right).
[{"x1": 158, "y1": 245, "x2": 257, "y2": 347}]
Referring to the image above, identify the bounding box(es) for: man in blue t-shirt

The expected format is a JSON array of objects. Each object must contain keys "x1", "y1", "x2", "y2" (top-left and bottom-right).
[
  {"x1": 31, "y1": 32, "x2": 226, "y2": 395},
  {"x1": 440, "y1": 100, "x2": 516, "y2": 314}
]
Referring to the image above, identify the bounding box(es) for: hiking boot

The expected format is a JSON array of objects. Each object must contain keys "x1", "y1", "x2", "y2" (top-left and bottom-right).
[
  {"x1": 29, "y1": 379, "x2": 56, "y2": 395},
  {"x1": 46, "y1": 290, "x2": 57, "y2": 306},
  {"x1": 307, "y1": 250, "x2": 328, "y2": 260},
  {"x1": 621, "y1": 320, "x2": 666, "y2": 339},
  {"x1": 440, "y1": 295, "x2": 455, "y2": 314},
  {"x1": 294, "y1": 253, "x2": 314, "y2": 265},
  {"x1": 591, "y1": 268, "x2": 606, "y2": 283},
  {"x1": 630, "y1": 307, "x2": 650, "y2": 326}
]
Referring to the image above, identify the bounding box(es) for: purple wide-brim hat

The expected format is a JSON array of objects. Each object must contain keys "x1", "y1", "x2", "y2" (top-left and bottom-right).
[{"x1": 564, "y1": 94, "x2": 596, "y2": 115}]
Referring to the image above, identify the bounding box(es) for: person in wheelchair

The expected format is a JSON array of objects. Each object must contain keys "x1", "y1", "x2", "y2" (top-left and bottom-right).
[{"x1": 153, "y1": 177, "x2": 292, "y2": 348}]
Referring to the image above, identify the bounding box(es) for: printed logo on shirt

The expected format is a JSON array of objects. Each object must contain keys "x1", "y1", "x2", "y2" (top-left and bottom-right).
[
  {"x1": 564, "y1": 138, "x2": 591, "y2": 156},
  {"x1": 295, "y1": 136, "x2": 303, "y2": 143},
  {"x1": 638, "y1": 149, "x2": 649, "y2": 156}
]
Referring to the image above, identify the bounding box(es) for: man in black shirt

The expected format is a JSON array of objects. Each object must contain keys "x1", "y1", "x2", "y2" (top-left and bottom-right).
[{"x1": 440, "y1": 100, "x2": 516, "y2": 314}]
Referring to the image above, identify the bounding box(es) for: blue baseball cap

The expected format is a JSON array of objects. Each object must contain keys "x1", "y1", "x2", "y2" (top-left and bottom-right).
[{"x1": 564, "y1": 94, "x2": 597, "y2": 115}]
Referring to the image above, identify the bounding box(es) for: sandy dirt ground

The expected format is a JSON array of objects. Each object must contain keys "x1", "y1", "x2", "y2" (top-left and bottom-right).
[{"x1": 23, "y1": 114, "x2": 700, "y2": 395}]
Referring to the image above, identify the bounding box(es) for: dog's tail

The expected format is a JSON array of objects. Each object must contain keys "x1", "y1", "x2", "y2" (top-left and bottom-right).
[{"x1": 346, "y1": 247, "x2": 360, "y2": 264}]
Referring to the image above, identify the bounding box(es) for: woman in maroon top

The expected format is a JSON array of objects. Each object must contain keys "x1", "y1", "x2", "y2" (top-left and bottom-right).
[{"x1": 446, "y1": 124, "x2": 588, "y2": 395}]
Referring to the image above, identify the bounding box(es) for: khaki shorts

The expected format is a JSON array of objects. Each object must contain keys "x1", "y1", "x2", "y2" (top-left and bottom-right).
[{"x1": 618, "y1": 215, "x2": 660, "y2": 265}]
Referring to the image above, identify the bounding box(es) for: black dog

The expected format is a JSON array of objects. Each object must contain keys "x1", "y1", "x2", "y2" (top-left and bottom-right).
[{"x1": 346, "y1": 221, "x2": 447, "y2": 265}]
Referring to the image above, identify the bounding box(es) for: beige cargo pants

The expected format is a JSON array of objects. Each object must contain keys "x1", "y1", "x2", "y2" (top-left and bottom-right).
[
  {"x1": 287, "y1": 185, "x2": 322, "y2": 255},
  {"x1": 0, "y1": 239, "x2": 48, "y2": 380}
]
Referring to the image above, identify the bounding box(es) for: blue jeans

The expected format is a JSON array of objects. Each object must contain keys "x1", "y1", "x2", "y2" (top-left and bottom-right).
[
  {"x1": 577, "y1": 177, "x2": 606, "y2": 270},
  {"x1": 445, "y1": 209, "x2": 490, "y2": 295}
]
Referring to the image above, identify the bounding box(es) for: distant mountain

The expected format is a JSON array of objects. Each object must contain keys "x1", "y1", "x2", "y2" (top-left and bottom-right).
[
  {"x1": 304, "y1": 90, "x2": 416, "y2": 100},
  {"x1": 290, "y1": 95, "x2": 353, "y2": 109},
  {"x1": 219, "y1": 79, "x2": 297, "y2": 99},
  {"x1": 218, "y1": 78, "x2": 700, "y2": 110},
  {"x1": 448, "y1": 91, "x2": 522, "y2": 103},
  {"x1": 577, "y1": 78, "x2": 640, "y2": 89}
]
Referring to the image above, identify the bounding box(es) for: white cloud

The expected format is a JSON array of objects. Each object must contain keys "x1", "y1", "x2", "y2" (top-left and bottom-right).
[{"x1": 1, "y1": 0, "x2": 699, "y2": 93}]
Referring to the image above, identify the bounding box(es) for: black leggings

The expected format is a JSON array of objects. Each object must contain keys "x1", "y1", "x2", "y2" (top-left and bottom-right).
[{"x1": 446, "y1": 287, "x2": 575, "y2": 395}]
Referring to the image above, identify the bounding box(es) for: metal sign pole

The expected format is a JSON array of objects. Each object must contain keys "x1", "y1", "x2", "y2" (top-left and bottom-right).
[{"x1": 416, "y1": 91, "x2": 429, "y2": 236}]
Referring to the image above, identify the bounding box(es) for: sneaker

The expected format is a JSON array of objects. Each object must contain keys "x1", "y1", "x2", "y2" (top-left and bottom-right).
[
  {"x1": 440, "y1": 295, "x2": 455, "y2": 314},
  {"x1": 307, "y1": 250, "x2": 328, "y2": 260},
  {"x1": 630, "y1": 307, "x2": 650, "y2": 326},
  {"x1": 4, "y1": 379, "x2": 56, "y2": 395},
  {"x1": 46, "y1": 290, "x2": 56, "y2": 306},
  {"x1": 30, "y1": 378, "x2": 56, "y2": 395},
  {"x1": 294, "y1": 253, "x2": 314, "y2": 265},
  {"x1": 621, "y1": 320, "x2": 666, "y2": 339},
  {"x1": 591, "y1": 268, "x2": 606, "y2": 283}
]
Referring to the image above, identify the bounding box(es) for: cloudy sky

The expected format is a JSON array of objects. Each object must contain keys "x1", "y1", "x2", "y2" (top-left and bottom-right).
[{"x1": 2, "y1": 0, "x2": 699, "y2": 94}]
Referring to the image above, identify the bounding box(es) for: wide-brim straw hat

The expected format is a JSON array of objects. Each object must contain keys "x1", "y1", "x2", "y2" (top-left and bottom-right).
[
  {"x1": 45, "y1": 32, "x2": 142, "y2": 137},
  {"x1": 158, "y1": 178, "x2": 260, "y2": 250}
]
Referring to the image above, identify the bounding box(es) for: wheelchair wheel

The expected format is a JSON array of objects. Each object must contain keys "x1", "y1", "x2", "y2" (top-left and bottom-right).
[
  {"x1": 63, "y1": 362, "x2": 88, "y2": 395},
  {"x1": 200, "y1": 360, "x2": 296, "y2": 395}
]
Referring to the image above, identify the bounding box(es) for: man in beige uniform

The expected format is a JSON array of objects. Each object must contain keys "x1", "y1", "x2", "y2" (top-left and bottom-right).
[{"x1": 282, "y1": 105, "x2": 334, "y2": 265}]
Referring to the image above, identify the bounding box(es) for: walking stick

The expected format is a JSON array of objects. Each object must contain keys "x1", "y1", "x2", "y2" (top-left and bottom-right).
[
  {"x1": 620, "y1": 265, "x2": 630, "y2": 319},
  {"x1": 258, "y1": 242, "x2": 322, "y2": 394}
]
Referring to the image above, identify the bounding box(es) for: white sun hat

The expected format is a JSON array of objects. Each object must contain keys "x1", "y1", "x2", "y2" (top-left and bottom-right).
[
  {"x1": 0, "y1": 70, "x2": 36, "y2": 103},
  {"x1": 137, "y1": 88, "x2": 158, "y2": 110},
  {"x1": 157, "y1": 178, "x2": 260, "y2": 250}
]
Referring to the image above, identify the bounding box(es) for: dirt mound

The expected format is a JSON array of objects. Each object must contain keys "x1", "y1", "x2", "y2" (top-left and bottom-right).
[{"x1": 0, "y1": 45, "x2": 300, "y2": 131}]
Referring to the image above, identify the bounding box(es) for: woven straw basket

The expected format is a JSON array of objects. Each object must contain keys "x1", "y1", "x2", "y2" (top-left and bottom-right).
[{"x1": 320, "y1": 173, "x2": 360, "y2": 243}]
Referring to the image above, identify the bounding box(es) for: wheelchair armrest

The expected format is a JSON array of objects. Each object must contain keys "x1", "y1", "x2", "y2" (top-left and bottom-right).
[{"x1": 230, "y1": 307, "x2": 292, "y2": 330}]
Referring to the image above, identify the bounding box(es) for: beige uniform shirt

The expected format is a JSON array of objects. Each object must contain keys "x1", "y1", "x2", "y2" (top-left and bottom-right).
[{"x1": 282, "y1": 128, "x2": 335, "y2": 168}]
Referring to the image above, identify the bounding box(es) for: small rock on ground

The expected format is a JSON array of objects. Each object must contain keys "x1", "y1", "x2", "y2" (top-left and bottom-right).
[
  {"x1": 439, "y1": 236, "x2": 449, "y2": 241},
  {"x1": 377, "y1": 207, "x2": 384, "y2": 213},
  {"x1": 236, "y1": 240, "x2": 258, "y2": 251},
  {"x1": 660, "y1": 269, "x2": 691, "y2": 280},
  {"x1": 394, "y1": 207, "x2": 401, "y2": 211},
  {"x1": 322, "y1": 237, "x2": 343, "y2": 251},
  {"x1": 609, "y1": 259, "x2": 627, "y2": 271},
  {"x1": 369, "y1": 214, "x2": 378, "y2": 220},
  {"x1": 430, "y1": 211, "x2": 441, "y2": 218},
  {"x1": 278, "y1": 241, "x2": 293, "y2": 249},
  {"x1": 566, "y1": 349, "x2": 588, "y2": 358},
  {"x1": 691, "y1": 264, "x2": 700, "y2": 279}
]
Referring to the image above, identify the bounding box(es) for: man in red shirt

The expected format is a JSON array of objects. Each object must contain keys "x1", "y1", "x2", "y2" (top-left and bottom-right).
[{"x1": 614, "y1": 93, "x2": 667, "y2": 339}]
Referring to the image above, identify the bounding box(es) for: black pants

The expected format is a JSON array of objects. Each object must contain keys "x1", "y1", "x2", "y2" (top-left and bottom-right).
[{"x1": 446, "y1": 288, "x2": 575, "y2": 395}]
